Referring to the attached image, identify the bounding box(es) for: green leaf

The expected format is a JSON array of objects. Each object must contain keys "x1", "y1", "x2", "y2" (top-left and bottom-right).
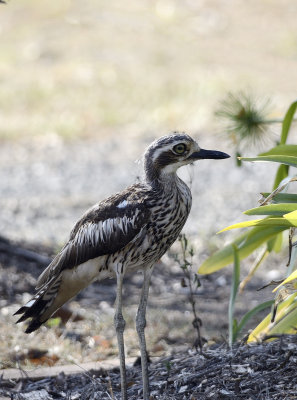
[
  {"x1": 248, "y1": 292, "x2": 297, "y2": 342},
  {"x1": 258, "y1": 144, "x2": 297, "y2": 188},
  {"x1": 198, "y1": 226, "x2": 286, "y2": 274},
  {"x1": 273, "y1": 164, "x2": 289, "y2": 190},
  {"x1": 269, "y1": 301, "x2": 297, "y2": 336},
  {"x1": 239, "y1": 155, "x2": 297, "y2": 168},
  {"x1": 260, "y1": 144, "x2": 297, "y2": 156},
  {"x1": 284, "y1": 210, "x2": 297, "y2": 225},
  {"x1": 220, "y1": 216, "x2": 296, "y2": 232},
  {"x1": 244, "y1": 203, "x2": 297, "y2": 216},
  {"x1": 236, "y1": 300, "x2": 274, "y2": 338},
  {"x1": 261, "y1": 193, "x2": 297, "y2": 204},
  {"x1": 267, "y1": 232, "x2": 283, "y2": 253},
  {"x1": 259, "y1": 144, "x2": 297, "y2": 188},
  {"x1": 280, "y1": 100, "x2": 297, "y2": 145}
]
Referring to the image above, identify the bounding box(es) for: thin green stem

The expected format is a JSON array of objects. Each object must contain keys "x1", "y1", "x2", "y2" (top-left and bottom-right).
[
  {"x1": 229, "y1": 245, "x2": 240, "y2": 347},
  {"x1": 261, "y1": 117, "x2": 297, "y2": 125}
]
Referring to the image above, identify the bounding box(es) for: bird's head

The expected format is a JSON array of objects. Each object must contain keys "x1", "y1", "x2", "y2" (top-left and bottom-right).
[{"x1": 144, "y1": 132, "x2": 230, "y2": 184}]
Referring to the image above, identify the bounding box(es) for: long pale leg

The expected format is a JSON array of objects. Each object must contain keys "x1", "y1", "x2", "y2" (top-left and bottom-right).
[
  {"x1": 136, "y1": 266, "x2": 154, "y2": 400},
  {"x1": 114, "y1": 271, "x2": 127, "y2": 400}
]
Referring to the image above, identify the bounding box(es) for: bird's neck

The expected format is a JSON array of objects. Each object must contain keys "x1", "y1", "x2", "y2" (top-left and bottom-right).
[{"x1": 144, "y1": 165, "x2": 182, "y2": 193}]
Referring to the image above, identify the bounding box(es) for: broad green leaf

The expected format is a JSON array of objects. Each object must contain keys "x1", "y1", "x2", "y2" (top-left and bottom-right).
[
  {"x1": 199, "y1": 226, "x2": 286, "y2": 274},
  {"x1": 219, "y1": 219, "x2": 263, "y2": 231},
  {"x1": 244, "y1": 203, "x2": 297, "y2": 216},
  {"x1": 259, "y1": 145, "x2": 295, "y2": 188},
  {"x1": 273, "y1": 164, "x2": 289, "y2": 190},
  {"x1": 283, "y1": 210, "x2": 297, "y2": 225},
  {"x1": 267, "y1": 232, "x2": 283, "y2": 253},
  {"x1": 239, "y1": 155, "x2": 297, "y2": 168},
  {"x1": 247, "y1": 291, "x2": 297, "y2": 342},
  {"x1": 247, "y1": 308, "x2": 274, "y2": 343},
  {"x1": 261, "y1": 193, "x2": 297, "y2": 204},
  {"x1": 280, "y1": 100, "x2": 297, "y2": 145},
  {"x1": 269, "y1": 302, "x2": 297, "y2": 336},
  {"x1": 260, "y1": 144, "x2": 297, "y2": 157},
  {"x1": 220, "y1": 216, "x2": 296, "y2": 232}
]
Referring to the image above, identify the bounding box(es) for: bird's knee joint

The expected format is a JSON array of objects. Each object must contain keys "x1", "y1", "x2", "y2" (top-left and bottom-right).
[
  {"x1": 114, "y1": 313, "x2": 126, "y2": 331},
  {"x1": 136, "y1": 315, "x2": 146, "y2": 332}
]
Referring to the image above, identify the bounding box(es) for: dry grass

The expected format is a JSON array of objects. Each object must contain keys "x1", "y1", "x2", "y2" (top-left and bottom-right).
[{"x1": 1, "y1": 300, "x2": 197, "y2": 370}]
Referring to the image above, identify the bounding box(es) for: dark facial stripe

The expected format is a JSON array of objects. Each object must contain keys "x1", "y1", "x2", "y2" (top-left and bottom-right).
[{"x1": 155, "y1": 150, "x2": 180, "y2": 168}]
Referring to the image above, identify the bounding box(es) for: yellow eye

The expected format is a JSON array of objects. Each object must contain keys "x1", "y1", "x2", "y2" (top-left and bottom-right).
[{"x1": 173, "y1": 143, "x2": 186, "y2": 154}]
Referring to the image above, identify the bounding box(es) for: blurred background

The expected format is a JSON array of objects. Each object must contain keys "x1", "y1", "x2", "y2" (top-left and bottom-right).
[
  {"x1": 0, "y1": 0, "x2": 297, "y2": 369},
  {"x1": 0, "y1": 0, "x2": 297, "y2": 244}
]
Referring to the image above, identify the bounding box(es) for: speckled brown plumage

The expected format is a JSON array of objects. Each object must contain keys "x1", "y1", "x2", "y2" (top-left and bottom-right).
[{"x1": 14, "y1": 132, "x2": 229, "y2": 400}]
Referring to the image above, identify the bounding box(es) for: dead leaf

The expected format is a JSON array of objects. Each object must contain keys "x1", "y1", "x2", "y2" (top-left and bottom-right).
[
  {"x1": 30, "y1": 354, "x2": 59, "y2": 366},
  {"x1": 10, "y1": 348, "x2": 59, "y2": 366},
  {"x1": 92, "y1": 335, "x2": 113, "y2": 349}
]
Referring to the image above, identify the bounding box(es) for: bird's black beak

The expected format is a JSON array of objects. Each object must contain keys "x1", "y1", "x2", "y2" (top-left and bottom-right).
[{"x1": 190, "y1": 148, "x2": 230, "y2": 160}]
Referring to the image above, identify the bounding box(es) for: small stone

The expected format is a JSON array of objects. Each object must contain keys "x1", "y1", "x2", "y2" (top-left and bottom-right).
[
  {"x1": 178, "y1": 385, "x2": 188, "y2": 394},
  {"x1": 19, "y1": 389, "x2": 53, "y2": 400}
]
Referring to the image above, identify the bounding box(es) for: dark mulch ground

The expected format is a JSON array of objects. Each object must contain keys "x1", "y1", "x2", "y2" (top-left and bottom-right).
[
  {"x1": 2, "y1": 336, "x2": 297, "y2": 400},
  {"x1": 1, "y1": 238, "x2": 296, "y2": 399}
]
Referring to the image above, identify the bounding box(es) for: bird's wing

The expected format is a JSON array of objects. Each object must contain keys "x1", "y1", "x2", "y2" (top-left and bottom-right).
[{"x1": 36, "y1": 196, "x2": 150, "y2": 288}]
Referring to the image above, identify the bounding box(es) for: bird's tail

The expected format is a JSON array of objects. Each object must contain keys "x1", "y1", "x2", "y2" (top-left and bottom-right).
[{"x1": 14, "y1": 276, "x2": 62, "y2": 333}]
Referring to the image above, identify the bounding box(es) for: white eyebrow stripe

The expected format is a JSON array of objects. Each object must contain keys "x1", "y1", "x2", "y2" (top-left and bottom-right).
[{"x1": 151, "y1": 144, "x2": 173, "y2": 162}]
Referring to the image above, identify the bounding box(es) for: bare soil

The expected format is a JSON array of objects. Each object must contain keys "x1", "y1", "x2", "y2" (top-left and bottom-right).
[{"x1": 5, "y1": 337, "x2": 297, "y2": 400}]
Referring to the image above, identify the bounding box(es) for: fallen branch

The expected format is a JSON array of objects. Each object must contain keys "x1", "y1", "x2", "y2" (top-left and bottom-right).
[{"x1": 0, "y1": 235, "x2": 50, "y2": 266}]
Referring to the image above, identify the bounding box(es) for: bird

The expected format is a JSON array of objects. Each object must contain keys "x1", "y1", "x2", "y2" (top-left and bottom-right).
[{"x1": 14, "y1": 132, "x2": 230, "y2": 400}]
